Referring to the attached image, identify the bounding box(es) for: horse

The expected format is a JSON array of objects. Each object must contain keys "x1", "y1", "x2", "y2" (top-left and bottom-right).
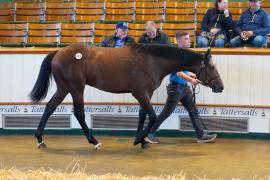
[{"x1": 30, "y1": 43, "x2": 224, "y2": 150}]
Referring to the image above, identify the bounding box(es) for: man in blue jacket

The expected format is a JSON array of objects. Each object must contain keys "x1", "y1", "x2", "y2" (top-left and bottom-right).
[{"x1": 230, "y1": 0, "x2": 270, "y2": 47}]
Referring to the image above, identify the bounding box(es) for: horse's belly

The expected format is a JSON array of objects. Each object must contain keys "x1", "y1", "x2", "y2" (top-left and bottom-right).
[{"x1": 87, "y1": 78, "x2": 131, "y2": 94}]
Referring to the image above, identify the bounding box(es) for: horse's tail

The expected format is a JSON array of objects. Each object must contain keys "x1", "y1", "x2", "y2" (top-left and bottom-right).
[{"x1": 30, "y1": 51, "x2": 58, "y2": 102}]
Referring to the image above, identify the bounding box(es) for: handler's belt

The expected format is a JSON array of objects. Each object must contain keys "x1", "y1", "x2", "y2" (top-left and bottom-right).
[
  {"x1": 170, "y1": 82, "x2": 188, "y2": 87},
  {"x1": 167, "y1": 83, "x2": 188, "y2": 93}
]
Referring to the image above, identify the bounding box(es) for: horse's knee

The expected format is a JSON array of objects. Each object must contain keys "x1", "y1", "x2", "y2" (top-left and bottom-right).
[
  {"x1": 44, "y1": 105, "x2": 56, "y2": 115},
  {"x1": 74, "y1": 112, "x2": 84, "y2": 120},
  {"x1": 73, "y1": 106, "x2": 84, "y2": 116},
  {"x1": 139, "y1": 109, "x2": 147, "y2": 121},
  {"x1": 139, "y1": 108, "x2": 147, "y2": 116},
  {"x1": 148, "y1": 113, "x2": 156, "y2": 122},
  {"x1": 74, "y1": 112, "x2": 86, "y2": 125}
]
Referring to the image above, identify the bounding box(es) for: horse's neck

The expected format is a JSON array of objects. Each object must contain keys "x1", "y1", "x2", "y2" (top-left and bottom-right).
[
  {"x1": 158, "y1": 58, "x2": 201, "y2": 78},
  {"x1": 178, "y1": 64, "x2": 201, "y2": 75}
]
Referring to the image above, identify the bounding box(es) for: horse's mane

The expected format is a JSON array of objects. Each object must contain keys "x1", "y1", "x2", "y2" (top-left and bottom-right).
[{"x1": 129, "y1": 43, "x2": 204, "y2": 64}]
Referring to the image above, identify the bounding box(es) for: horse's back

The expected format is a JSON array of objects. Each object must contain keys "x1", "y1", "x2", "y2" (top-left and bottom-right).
[{"x1": 51, "y1": 44, "x2": 160, "y2": 94}]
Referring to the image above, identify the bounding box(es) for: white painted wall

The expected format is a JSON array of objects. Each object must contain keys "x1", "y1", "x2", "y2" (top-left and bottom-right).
[
  {"x1": 0, "y1": 53, "x2": 269, "y2": 105},
  {"x1": 0, "y1": 53, "x2": 269, "y2": 133}
]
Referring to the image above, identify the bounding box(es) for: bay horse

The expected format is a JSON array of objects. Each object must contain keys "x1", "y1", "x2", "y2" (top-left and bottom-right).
[{"x1": 30, "y1": 43, "x2": 223, "y2": 150}]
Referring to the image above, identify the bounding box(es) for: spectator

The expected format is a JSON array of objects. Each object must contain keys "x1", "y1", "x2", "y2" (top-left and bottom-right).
[
  {"x1": 230, "y1": 0, "x2": 270, "y2": 48},
  {"x1": 138, "y1": 21, "x2": 170, "y2": 44},
  {"x1": 101, "y1": 21, "x2": 135, "y2": 48},
  {"x1": 197, "y1": 0, "x2": 235, "y2": 47}
]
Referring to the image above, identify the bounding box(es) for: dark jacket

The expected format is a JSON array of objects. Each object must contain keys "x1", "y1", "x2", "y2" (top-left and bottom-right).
[
  {"x1": 201, "y1": 8, "x2": 235, "y2": 33},
  {"x1": 101, "y1": 34, "x2": 135, "y2": 47},
  {"x1": 138, "y1": 30, "x2": 170, "y2": 45},
  {"x1": 236, "y1": 7, "x2": 270, "y2": 36}
]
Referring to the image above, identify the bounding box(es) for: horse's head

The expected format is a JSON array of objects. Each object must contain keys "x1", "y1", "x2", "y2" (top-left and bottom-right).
[{"x1": 197, "y1": 48, "x2": 224, "y2": 93}]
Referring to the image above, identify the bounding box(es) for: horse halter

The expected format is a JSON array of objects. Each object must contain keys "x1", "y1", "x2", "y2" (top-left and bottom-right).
[{"x1": 197, "y1": 60, "x2": 220, "y2": 88}]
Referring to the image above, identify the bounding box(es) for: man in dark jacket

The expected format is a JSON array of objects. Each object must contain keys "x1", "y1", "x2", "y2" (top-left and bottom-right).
[
  {"x1": 230, "y1": 0, "x2": 270, "y2": 47},
  {"x1": 101, "y1": 21, "x2": 135, "y2": 48},
  {"x1": 138, "y1": 21, "x2": 170, "y2": 44},
  {"x1": 198, "y1": 0, "x2": 235, "y2": 47}
]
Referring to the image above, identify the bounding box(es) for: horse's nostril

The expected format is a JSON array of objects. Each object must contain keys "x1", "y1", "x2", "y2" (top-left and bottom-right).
[{"x1": 219, "y1": 86, "x2": 224, "y2": 92}]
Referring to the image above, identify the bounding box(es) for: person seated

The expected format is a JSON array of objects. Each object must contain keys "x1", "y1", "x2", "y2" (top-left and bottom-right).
[
  {"x1": 138, "y1": 21, "x2": 170, "y2": 45},
  {"x1": 101, "y1": 21, "x2": 135, "y2": 48},
  {"x1": 197, "y1": 0, "x2": 235, "y2": 48},
  {"x1": 230, "y1": 0, "x2": 270, "y2": 48}
]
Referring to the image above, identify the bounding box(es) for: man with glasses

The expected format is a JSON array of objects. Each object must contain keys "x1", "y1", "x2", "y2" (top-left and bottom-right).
[
  {"x1": 138, "y1": 21, "x2": 170, "y2": 44},
  {"x1": 230, "y1": 0, "x2": 270, "y2": 47}
]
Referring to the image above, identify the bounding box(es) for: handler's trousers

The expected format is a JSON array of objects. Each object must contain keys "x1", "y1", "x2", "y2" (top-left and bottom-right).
[{"x1": 150, "y1": 84, "x2": 205, "y2": 138}]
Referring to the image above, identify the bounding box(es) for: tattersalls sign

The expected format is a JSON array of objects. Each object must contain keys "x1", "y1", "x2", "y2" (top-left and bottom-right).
[
  {"x1": 0, "y1": 106, "x2": 21, "y2": 113},
  {"x1": 124, "y1": 105, "x2": 259, "y2": 117},
  {"x1": 219, "y1": 108, "x2": 257, "y2": 116},
  {"x1": 0, "y1": 104, "x2": 268, "y2": 132},
  {"x1": 0, "y1": 104, "x2": 266, "y2": 117},
  {"x1": 0, "y1": 105, "x2": 265, "y2": 117}
]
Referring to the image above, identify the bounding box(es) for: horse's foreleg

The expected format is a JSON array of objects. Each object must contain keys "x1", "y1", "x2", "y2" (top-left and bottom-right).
[
  {"x1": 141, "y1": 109, "x2": 156, "y2": 143},
  {"x1": 35, "y1": 90, "x2": 67, "y2": 149},
  {"x1": 133, "y1": 107, "x2": 147, "y2": 145},
  {"x1": 132, "y1": 92, "x2": 156, "y2": 148},
  {"x1": 71, "y1": 92, "x2": 102, "y2": 150}
]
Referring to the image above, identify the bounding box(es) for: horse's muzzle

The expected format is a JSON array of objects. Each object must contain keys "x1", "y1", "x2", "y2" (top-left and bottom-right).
[{"x1": 212, "y1": 85, "x2": 224, "y2": 93}]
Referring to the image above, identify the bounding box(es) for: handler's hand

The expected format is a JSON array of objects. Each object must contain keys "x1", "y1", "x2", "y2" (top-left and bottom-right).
[
  {"x1": 188, "y1": 72, "x2": 197, "y2": 79},
  {"x1": 190, "y1": 78, "x2": 201, "y2": 86}
]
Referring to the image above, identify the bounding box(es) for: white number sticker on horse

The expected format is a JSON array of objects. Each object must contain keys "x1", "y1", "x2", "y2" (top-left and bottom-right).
[{"x1": 75, "y1": 53, "x2": 82, "y2": 60}]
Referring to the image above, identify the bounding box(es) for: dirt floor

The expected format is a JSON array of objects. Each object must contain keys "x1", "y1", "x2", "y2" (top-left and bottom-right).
[{"x1": 0, "y1": 135, "x2": 270, "y2": 179}]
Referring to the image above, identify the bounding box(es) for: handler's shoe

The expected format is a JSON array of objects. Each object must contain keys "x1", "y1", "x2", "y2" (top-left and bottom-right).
[
  {"x1": 197, "y1": 133, "x2": 217, "y2": 143},
  {"x1": 144, "y1": 133, "x2": 160, "y2": 144}
]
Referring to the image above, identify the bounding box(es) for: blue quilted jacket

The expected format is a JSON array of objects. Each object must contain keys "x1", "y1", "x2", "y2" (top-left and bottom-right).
[{"x1": 236, "y1": 7, "x2": 270, "y2": 36}]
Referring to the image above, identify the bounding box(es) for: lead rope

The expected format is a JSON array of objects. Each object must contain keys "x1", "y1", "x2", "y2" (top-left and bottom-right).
[{"x1": 191, "y1": 85, "x2": 208, "y2": 130}]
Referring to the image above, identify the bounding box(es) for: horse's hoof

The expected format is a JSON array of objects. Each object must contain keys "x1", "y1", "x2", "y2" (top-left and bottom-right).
[
  {"x1": 133, "y1": 138, "x2": 140, "y2": 146},
  {"x1": 37, "y1": 141, "x2": 47, "y2": 149},
  {"x1": 141, "y1": 142, "x2": 150, "y2": 149},
  {"x1": 94, "y1": 142, "x2": 102, "y2": 150}
]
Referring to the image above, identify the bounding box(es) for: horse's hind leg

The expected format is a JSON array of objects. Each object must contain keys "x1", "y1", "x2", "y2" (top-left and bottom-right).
[
  {"x1": 35, "y1": 89, "x2": 68, "y2": 149},
  {"x1": 71, "y1": 91, "x2": 102, "y2": 150}
]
